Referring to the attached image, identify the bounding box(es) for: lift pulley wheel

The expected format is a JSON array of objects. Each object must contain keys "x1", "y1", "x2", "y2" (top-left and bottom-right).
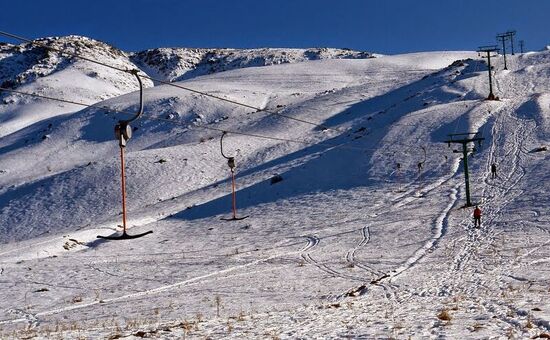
[{"x1": 227, "y1": 157, "x2": 235, "y2": 170}]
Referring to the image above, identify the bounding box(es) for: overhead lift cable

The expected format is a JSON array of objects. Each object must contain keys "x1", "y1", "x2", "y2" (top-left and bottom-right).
[
  {"x1": 0, "y1": 30, "x2": 459, "y2": 134},
  {"x1": 0, "y1": 87, "x2": 337, "y2": 148},
  {"x1": 0, "y1": 30, "x2": 334, "y2": 132},
  {"x1": 0, "y1": 29, "x2": 466, "y2": 181},
  {"x1": 0, "y1": 86, "x2": 315, "y2": 145},
  {"x1": 0, "y1": 87, "x2": 136, "y2": 116},
  {"x1": 0, "y1": 86, "x2": 447, "y2": 155}
]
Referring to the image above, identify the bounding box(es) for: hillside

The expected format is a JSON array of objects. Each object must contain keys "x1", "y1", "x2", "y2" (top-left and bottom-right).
[
  {"x1": 0, "y1": 36, "x2": 549, "y2": 339},
  {"x1": 131, "y1": 47, "x2": 373, "y2": 82},
  {"x1": 0, "y1": 36, "x2": 372, "y2": 139},
  {"x1": 0, "y1": 36, "x2": 155, "y2": 138}
]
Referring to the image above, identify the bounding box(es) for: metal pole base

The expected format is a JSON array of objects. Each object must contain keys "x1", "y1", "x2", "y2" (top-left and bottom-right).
[
  {"x1": 97, "y1": 230, "x2": 153, "y2": 240},
  {"x1": 221, "y1": 216, "x2": 250, "y2": 221},
  {"x1": 487, "y1": 93, "x2": 499, "y2": 101}
]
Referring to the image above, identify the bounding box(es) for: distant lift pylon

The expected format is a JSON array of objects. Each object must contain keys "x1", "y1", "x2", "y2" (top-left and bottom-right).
[
  {"x1": 98, "y1": 70, "x2": 153, "y2": 240},
  {"x1": 220, "y1": 132, "x2": 249, "y2": 221}
]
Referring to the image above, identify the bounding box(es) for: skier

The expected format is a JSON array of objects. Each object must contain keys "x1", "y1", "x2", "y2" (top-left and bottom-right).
[
  {"x1": 473, "y1": 205, "x2": 482, "y2": 228},
  {"x1": 491, "y1": 163, "x2": 497, "y2": 179}
]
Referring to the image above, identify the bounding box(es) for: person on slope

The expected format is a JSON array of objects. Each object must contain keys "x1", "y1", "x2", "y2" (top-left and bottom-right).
[
  {"x1": 473, "y1": 206, "x2": 482, "y2": 228},
  {"x1": 491, "y1": 163, "x2": 497, "y2": 179}
]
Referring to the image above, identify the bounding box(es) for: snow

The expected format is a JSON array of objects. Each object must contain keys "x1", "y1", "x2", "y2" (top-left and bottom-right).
[
  {"x1": 131, "y1": 47, "x2": 373, "y2": 82},
  {"x1": 0, "y1": 36, "x2": 155, "y2": 138},
  {"x1": 0, "y1": 36, "x2": 549, "y2": 339}
]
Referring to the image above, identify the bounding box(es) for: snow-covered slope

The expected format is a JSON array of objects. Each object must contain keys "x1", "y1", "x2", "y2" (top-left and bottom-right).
[
  {"x1": 0, "y1": 51, "x2": 472, "y2": 241},
  {"x1": 0, "y1": 42, "x2": 549, "y2": 339},
  {"x1": 131, "y1": 47, "x2": 372, "y2": 82},
  {"x1": 0, "y1": 36, "x2": 154, "y2": 138},
  {"x1": 1, "y1": 36, "x2": 372, "y2": 140}
]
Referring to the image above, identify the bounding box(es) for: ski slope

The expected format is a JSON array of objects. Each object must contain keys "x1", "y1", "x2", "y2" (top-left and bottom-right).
[{"x1": 0, "y1": 44, "x2": 549, "y2": 339}]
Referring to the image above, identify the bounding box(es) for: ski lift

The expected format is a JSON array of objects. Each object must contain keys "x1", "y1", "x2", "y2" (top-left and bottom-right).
[
  {"x1": 220, "y1": 131, "x2": 249, "y2": 221},
  {"x1": 98, "y1": 70, "x2": 153, "y2": 240},
  {"x1": 417, "y1": 146, "x2": 426, "y2": 172},
  {"x1": 394, "y1": 162, "x2": 402, "y2": 182}
]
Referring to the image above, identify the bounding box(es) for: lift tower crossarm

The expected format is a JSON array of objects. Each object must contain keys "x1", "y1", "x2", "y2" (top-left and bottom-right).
[{"x1": 444, "y1": 133, "x2": 485, "y2": 207}]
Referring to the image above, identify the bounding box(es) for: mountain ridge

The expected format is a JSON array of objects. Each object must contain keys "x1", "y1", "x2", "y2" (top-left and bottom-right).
[{"x1": 1, "y1": 35, "x2": 373, "y2": 90}]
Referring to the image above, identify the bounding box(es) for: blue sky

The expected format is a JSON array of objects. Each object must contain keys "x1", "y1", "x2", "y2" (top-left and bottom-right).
[{"x1": 1, "y1": 0, "x2": 548, "y2": 54}]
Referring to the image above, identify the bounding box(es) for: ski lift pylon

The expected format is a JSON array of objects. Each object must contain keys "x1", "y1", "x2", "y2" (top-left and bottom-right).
[
  {"x1": 98, "y1": 70, "x2": 153, "y2": 240},
  {"x1": 418, "y1": 146, "x2": 427, "y2": 171},
  {"x1": 220, "y1": 132, "x2": 249, "y2": 221}
]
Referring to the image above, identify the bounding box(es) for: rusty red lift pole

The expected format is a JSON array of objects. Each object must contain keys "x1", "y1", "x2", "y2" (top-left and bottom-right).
[
  {"x1": 98, "y1": 70, "x2": 153, "y2": 240},
  {"x1": 120, "y1": 146, "x2": 128, "y2": 231},
  {"x1": 220, "y1": 132, "x2": 249, "y2": 221},
  {"x1": 231, "y1": 168, "x2": 238, "y2": 219}
]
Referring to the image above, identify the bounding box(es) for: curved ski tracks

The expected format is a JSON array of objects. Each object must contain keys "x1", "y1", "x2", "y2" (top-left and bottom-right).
[
  {"x1": 0, "y1": 237, "x2": 313, "y2": 327},
  {"x1": 344, "y1": 226, "x2": 383, "y2": 276},
  {"x1": 300, "y1": 235, "x2": 365, "y2": 283}
]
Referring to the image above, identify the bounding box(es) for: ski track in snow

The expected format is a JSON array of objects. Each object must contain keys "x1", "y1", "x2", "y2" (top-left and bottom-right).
[
  {"x1": 0, "y1": 238, "x2": 311, "y2": 326},
  {"x1": 427, "y1": 92, "x2": 550, "y2": 333},
  {"x1": 344, "y1": 225, "x2": 382, "y2": 276},
  {"x1": 300, "y1": 235, "x2": 365, "y2": 283}
]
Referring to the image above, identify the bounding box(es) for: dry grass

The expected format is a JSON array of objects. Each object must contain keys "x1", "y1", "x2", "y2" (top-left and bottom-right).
[
  {"x1": 525, "y1": 314, "x2": 534, "y2": 329},
  {"x1": 236, "y1": 310, "x2": 246, "y2": 322},
  {"x1": 215, "y1": 295, "x2": 222, "y2": 317},
  {"x1": 71, "y1": 296, "x2": 83, "y2": 303},
  {"x1": 226, "y1": 320, "x2": 233, "y2": 333},
  {"x1": 437, "y1": 309, "x2": 452, "y2": 321},
  {"x1": 470, "y1": 322, "x2": 484, "y2": 332}
]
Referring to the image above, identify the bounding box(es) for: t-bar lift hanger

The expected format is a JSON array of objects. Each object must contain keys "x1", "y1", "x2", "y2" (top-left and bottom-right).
[
  {"x1": 98, "y1": 70, "x2": 153, "y2": 240},
  {"x1": 220, "y1": 131, "x2": 249, "y2": 221}
]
